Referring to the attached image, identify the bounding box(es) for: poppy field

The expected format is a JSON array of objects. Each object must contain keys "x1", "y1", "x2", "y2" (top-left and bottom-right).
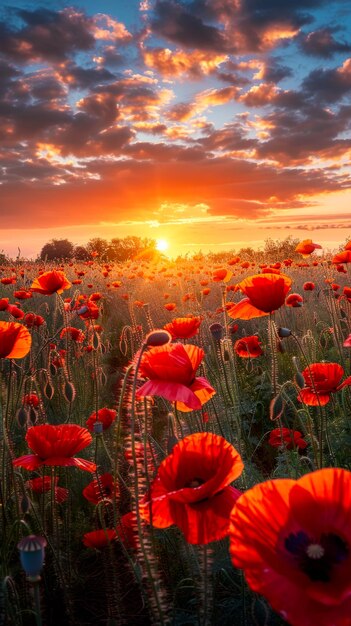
[{"x1": 1, "y1": 239, "x2": 351, "y2": 626}]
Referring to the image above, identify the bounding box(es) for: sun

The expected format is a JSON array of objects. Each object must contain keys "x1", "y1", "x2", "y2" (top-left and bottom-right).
[{"x1": 156, "y1": 238, "x2": 169, "y2": 253}]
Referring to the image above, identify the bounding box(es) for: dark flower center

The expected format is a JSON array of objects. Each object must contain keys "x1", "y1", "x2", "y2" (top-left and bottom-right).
[
  {"x1": 285, "y1": 530, "x2": 348, "y2": 582},
  {"x1": 185, "y1": 477, "x2": 204, "y2": 488}
]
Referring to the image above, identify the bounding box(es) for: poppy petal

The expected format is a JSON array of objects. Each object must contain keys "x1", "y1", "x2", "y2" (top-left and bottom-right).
[{"x1": 227, "y1": 299, "x2": 269, "y2": 320}]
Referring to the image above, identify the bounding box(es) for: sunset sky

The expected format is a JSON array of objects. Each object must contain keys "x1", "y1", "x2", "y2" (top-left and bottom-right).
[{"x1": 1, "y1": 0, "x2": 351, "y2": 258}]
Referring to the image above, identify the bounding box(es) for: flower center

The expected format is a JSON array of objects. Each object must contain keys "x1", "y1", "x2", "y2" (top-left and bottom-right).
[
  {"x1": 285, "y1": 531, "x2": 348, "y2": 582},
  {"x1": 186, "y1": 478, "x2": 204, "y2": 488},
  {"x1": 306, "y1": 543, "x2": 325, "y2": 559}
]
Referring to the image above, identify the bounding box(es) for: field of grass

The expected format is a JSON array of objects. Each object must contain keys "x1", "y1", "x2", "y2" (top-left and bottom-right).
[{"x1": 1, "y1": 251, "x2": 351, "y2": 626}]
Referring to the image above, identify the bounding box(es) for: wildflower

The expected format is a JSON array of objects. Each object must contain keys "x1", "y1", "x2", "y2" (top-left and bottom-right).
[
  {"x1": 268, "y1": 428, "x2": 307, "y2": 450},
  {"x1": 86, "y1": 408, "x2": 117, "y2": 432},
  {"x1": 212, "y1": 268, "x2": 232, "y2": 282},
  {"x1": 164, "y1": 302, "x2": 176, "y2": 311},
  {"x1": 23, "y1": 394, "x2": 40, "y2": 408},
  {"x1": 0, "y1": 321, "x2": 31, "y2": 359},
  {"x1": 286, "y1": 293, "x2": 304, "y2": 307},
  {"x1": 229, "y1": 468, "x2": 351, "y2": 626},
  {"x1": 234, "y1": 335, "x2": 263, "y2": 358},
  {"x1": 31, "y1": 270, "x2": 71, "y2": 295},
  {"x1": 26, "y1": 476, "x2": 68, "y2": 503},
  {"x1": 60, "y1": 327, "x2": 85, "y2": 342},
  {"x1": 136, "y1": 343, "x2": 215, "y2": 412},
  {"x1": 295, "y1": 239, "x2": 322, "y2": 256},
  {"x1": 83, "y1": 473, "x2": 118, "y2": 504},
  {"x1": 141, "y1": 432, "x2": 243, "y2": 544},
  {"x1": 83, "y1": 529, "x2": 117, "y2": 549},
  {"x1": 332, "y1": 250, "x2": 351, "y2": 264},
  {"x1": 164, "y1": 316, "x2": 201, "y2": 339},
  {"x1": 7, "y1": 305, "x2": 24, "y2": 319},
  {"x1": 13, "y1": 424, "x2": 96, "y2": 472},
  {"x1": 297, "y1": 362, "x2": 351, "y2": 406},
  {"x1": 303, "y1": 282, "x2": 315, "y2": 291},
  {"x1": 0, "y1": 298, "x2": 9, "y2": 310},
  {"x1": 228, "y1": 273, "x2": 292, "y2": 320}
]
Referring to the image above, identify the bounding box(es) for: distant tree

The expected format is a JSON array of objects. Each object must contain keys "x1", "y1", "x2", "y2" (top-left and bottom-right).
[
  {"x1": 237, "y1": 246, "x2": 257, "y2": 261},
  {"x1": 0, "y1": 250, "x2": 9, "y2": 264},
  {"x1": 40, "y1": 239, "x2": 74, "y2": 261},
  {"x1": 108, "y1": 236, "x2": 156, "y2": 262},
  {"x1": 263, "y1": 236, "x2": 300, "y2": 260},
  {"x1": 86, "y1": 238, "x2": 110, "y2": 259},
  {"x1": 74, "y1": 245, "x2": 90, "y2": 261}
]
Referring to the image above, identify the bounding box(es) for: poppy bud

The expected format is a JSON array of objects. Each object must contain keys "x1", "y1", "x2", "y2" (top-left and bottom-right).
[
  {"x1": 209, "y1": 323, "x2": 223, "y2": 341},
  {"x1": 17, "y1": 406, "x2": 29, "y2": 428},
  {"x1": 295, "y1": 372, "x2": 305, "y2": 389},
  {"x1": 44, "y1": 381, "x2": 54, "y2": 400},
  {"x1": 269, "y1": 394, "x2": 284, "y2": 421},
  {"x1": 276, "y1": 340, "x2": 285, "y2": 353},
  {"x1": 63, "y1": 381, "x2": 76, "y2": 403},
  {"x1": 29, "y1": 406, "x2": 38, "y2": 425},
  {"x1": 145, "y1": 329, "x2": 172, "y2": 347},
  {"x1": 277, "y1": 327, "x2": 291, "y2": 338},
  {"x1": 92, "y1": 333, "x2": 100, "y2": 350},
  {"x1": 50, "y1": 362, "x2": 57, "y2": 377},
  {"x1": 20, "y1": 495, "x2": 31, "y2": 515},
  {"x1": 93, "y1": 421, "x2": 103, "y2": 434},
  {"x1": 18, "y1": 535, "x2": 47, "y2": 581}
]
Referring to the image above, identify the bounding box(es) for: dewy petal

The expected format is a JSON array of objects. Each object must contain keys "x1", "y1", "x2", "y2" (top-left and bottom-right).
[
  {"x1": 227, "y1": 298, "x2": 269, "y2": 320},
  {"x1": 137, "y1": 380, "x2": 202, "y2": 410}
]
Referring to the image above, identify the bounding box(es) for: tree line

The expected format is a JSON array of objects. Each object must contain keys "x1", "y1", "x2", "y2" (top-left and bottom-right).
[{"x1": 39, "y1": 237, "x2": 158, "y2": 262}]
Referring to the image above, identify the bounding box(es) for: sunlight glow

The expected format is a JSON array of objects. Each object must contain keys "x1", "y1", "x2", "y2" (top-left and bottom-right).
[{"x1": 156, "y1": 238, "x2": 169, "y2": 252}]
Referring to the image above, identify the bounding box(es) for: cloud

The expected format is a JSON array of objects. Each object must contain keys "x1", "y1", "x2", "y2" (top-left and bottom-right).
[
  {"x1": 142, "y1": 47, "x2": 228, "y2": 78},
  {"x1": 299, "y1": 27, "x2": 351, "y2": 58}
]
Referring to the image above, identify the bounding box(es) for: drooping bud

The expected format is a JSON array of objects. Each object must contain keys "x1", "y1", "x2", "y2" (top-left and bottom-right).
[
  {"x1": 63, "y1": 381, "x2": 76, "y2": 403},
  {"x1": 209, "y1": 323, "x2": 223, "y2": 341},
  {"x1": 44, "y1": 381, "x2": 54, "y2": 400},
  {"x1": 145, "y1": 329, "x2": 172, "y2": 347},
  {"x1": 17, "y1": 407, "x2": 29, "y2": 428},
  {"x1": 277, "y1": 327, "x2": 291, "y2": 338},
  {"x1": 295, "y1": 372, "x2": 305, "y2": 389}
]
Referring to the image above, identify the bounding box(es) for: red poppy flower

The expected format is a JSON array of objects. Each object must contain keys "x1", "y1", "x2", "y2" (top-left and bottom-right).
[
  {"x1": 212, "y1": 268, "x2": 233, "y2": 282},
  {"x1": 77, "y1": 301, "x2": 99, "y2": 320},
  {"x1": 295, "y1": 239, "x2": 322, "y2": 257},
  {"x1": 164, "y1": 316, "x2": 201, "y2": 339},
  {"x1": 116, "y1": 512, "x2": 138, "y2": 550},
  {"x1": 234, "y1": 335, "x2": 263, "y2": 358},
  {"x1": 343, "y1": 335, "x2": 351, "y2": 347},
  {"x1": 136, "y1": 343, "x2": 216, "y2": 412},
  {"x1": 0, "y1": 298, "x2": 9, "y2": 311},
  {"x1": 31, "y1": 270, "x2": 71, "y2": 295},
  {"x1": 229, "y1": 468, "x2": 351, "y2": 626},
  {"x1": 0, "y1": 321, "x2": 32, "y2": 359},
  {"x1": 7, "y1": 305, "x2": 24, "y2": 319},
  {"x1": 332, "y1": 250, "x2": 351, "y2": 265},
  {"x1": 228, "y1": 273, "x2": 292, "y2": 320},
  {"x1": 83, "y1": 529, "x2": 117, "y2": 549},
  {"x1": 286, "y1": 293, "x2": 303, "y2": 307},
  {"x1": 13, "y1": 424, "x2": 96, "y2": 472},
  {"x1": 60, "y1": 327, "x2": 85, "y2": 342},
  {"x1": 86, "y1": 408, "x2": 117, "y2": 432},
  {"x1": 14, "y1": 290, "x2": 32, "y2": 300},
  {"x1": 141, "y1": 432, "x2": 243, "y2": 545},
  {"x1": 23, "y1": 393, "x2": 40, "y2": 407},
  {"x1": 82, "y1": 473, "x2": 118, "y2": 504},
  {"x1": 1, "y1": 277, "x2": 16, "y2": 285},
  {"x1": 297, "y1": 362, "x2": 351, "y2": 406},
  {"x1": 164, "y1": 302, "x2": 176, "y2": 311},
  {"x1": 268, "y1": 428, "x2": 307, "y2": 450},
  {"x1": 26, "y1": 476, "x2": 68, "y2": 503},
  {"x1": 303, "y1": 282, "x2": 315, "y2": 291}
]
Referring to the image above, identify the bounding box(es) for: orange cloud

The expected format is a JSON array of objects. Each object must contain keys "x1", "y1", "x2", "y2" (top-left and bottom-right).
[{"x1": 142, "y1": 47, "x2": 228, "y2": 78}]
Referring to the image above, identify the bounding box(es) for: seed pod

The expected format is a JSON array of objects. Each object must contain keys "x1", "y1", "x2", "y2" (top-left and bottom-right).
[
  {"x1": 92, "y1": 333, "x2": 100, "y2": 350},
  {"x1": 145, "y1": 329, "x2": 172, "y2": 347},
  {"x1": 295, "y1": 372, "x2": 305, "y2": 389},
  {"x1": 17, "y1": 406, "x2": 29, "y2": 428},
  {"x1": 209, "y1": 323, "x2": 223, "y2": 341},
  {"x1": 20, "y1": 495, "x2": 31, "y2": 515},
  {"x1": 44, "y1": 381, "x2": 54, "y2": 400},
  {"x1": 269, "y1": 394, "x2": 285, "y2": 421},
  {"x1": 29, "y1": 406, "x2": 38, "y2": 425},
  {"x1": 63, "y1": 381, "x2": 76, "y2": 403},
  {"x1": 276, "y1": 340, "x2": 285, "y2": 353}
]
